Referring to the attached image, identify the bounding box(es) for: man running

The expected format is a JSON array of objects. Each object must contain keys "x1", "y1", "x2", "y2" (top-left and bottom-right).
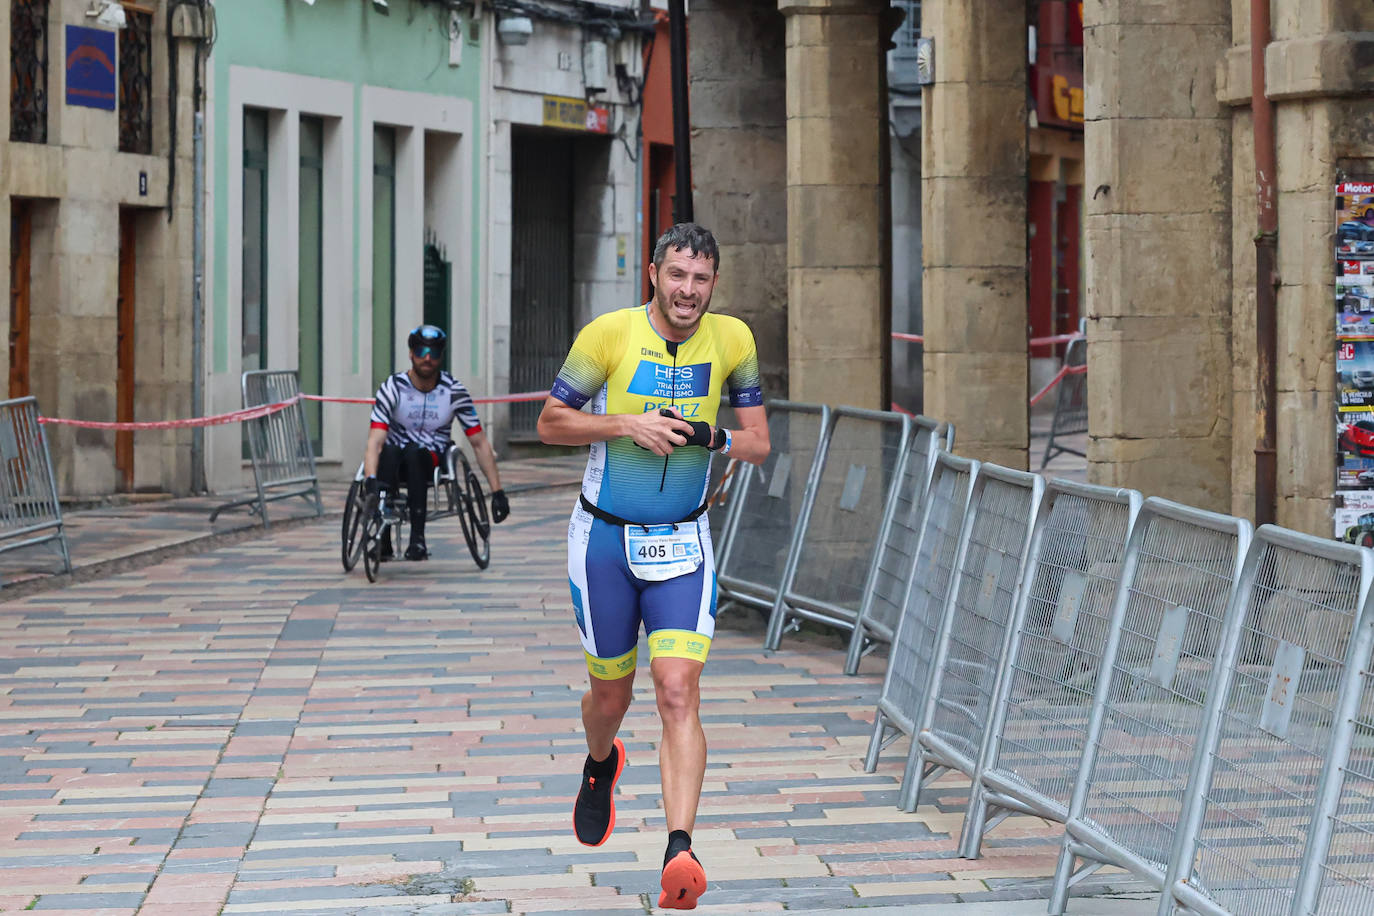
[{"x1": 536, "y1": 223, "x2": 770, "y2": 909}]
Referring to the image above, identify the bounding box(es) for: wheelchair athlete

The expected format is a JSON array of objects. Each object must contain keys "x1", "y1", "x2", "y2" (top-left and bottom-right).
[{"x1": 363, "y1": 324, "x2": 510, "y2": 560}]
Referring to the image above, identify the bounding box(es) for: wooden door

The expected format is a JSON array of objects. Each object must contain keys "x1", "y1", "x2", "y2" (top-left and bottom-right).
[
  {"x1": 9, "y1": 200, "x2": 32, "y2": 399},
  {"x1": 116, "y1": 210, "x2": 136, "y2": 491}
]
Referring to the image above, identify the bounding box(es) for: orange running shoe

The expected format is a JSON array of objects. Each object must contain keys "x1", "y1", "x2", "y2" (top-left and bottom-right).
[
  {"x1": 658, "y1": 848, "x2": 707, "y2": 909},
  {"x1": 572, "y1": 737, "x2": 625, "y2": 847}
]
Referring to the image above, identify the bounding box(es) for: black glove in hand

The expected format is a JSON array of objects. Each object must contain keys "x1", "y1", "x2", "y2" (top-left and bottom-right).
[
  {"x1": 363, "y1": 476, "x2": 380, "y2": 495},
  {"x1": 659, "y1": 409, "x2": 713, "y2": 448},
  {"x1": 490, "y1": 489, "x2": 510, "y2": 523}
]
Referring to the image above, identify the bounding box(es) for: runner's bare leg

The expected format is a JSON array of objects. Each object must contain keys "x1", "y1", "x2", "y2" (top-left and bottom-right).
[
  {"x1": 583, "y1": 672, "x2": 634, "y2": 761},
  {"x1": 651, "y1": 656, "x2": 706, "y2": 833}
]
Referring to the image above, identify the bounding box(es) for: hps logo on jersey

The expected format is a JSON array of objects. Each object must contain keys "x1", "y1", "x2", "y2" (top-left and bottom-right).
[{"x1": 627, "y1": 361, "x2": 711, "y2": 400}]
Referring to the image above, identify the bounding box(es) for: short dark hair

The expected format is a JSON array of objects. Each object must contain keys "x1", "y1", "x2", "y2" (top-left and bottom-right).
[{"x1": 652, "y1": 223, "x2": 720, "y2": 274}]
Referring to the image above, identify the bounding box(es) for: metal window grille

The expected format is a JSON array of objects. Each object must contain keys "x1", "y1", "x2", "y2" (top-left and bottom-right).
[
  {"x1": 1164, "y1": 527, "x2": 1372, "y2": 916},
  {"x1": 118, "y1": 9, "x2": 153, "y2": 155},
  {"x1": 764, "y1": 407, "x2": 913, "y2": 652},
  {"x1": 845, "y1": 417, "x2": 953, "y2": 673},
  {"x1": 1050, "y1": 498, "x2": 1251, "y2": 912},
  {"x1": 962, "y1": 480, "x2": 1141, "y2": 860},
  {"x1": 715, "y1": 401, "x2": 830, "y2": 615},
  {"x1": 901, "y1": 464, "x2": 1044, "y2": 813},
  {"x1": 864, "y1": 450, "x2": 978, "y2": 776},
  {"x1": 10, "y1": 0, "x2": 48, "y2": 144}
]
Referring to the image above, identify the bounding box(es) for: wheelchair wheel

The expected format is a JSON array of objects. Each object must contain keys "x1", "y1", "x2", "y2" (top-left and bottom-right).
[
  {"x1": 457, "y1": 472, "x2": 490, "y2": 570},
  {"x1": 467, "y1": 470, "x2": 492, "y2": 540},
  {"x1": 341, "y1": 480, "x2": 366, "y2": 572},
  {"x1": 361, "y1": 492, "x2": 383, "y2": 583}
]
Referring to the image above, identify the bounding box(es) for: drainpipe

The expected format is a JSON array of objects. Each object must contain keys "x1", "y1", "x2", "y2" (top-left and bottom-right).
[
  {"x1": 667, "y1": 0, "x2": 693, "y2": 223},
  {"x1": 1252, "y1": 0, "x2": 1278, "y2": 527},
  {"x1": 191, "y1": 110, "x2": 206, "y2": 493}
]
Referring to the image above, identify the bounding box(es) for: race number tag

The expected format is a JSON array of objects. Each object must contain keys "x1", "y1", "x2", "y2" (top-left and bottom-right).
[{"x1": 625, "y1": 522, "x2": 703, "y2": 581}]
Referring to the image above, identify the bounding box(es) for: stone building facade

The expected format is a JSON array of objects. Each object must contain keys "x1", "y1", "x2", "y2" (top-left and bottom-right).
[
  {"x1": 2, "y1": 0, "x2": 205, "y2": 496},
  {"x1": 689, "y1": 0, "x2": 1374, "y2": 537}
]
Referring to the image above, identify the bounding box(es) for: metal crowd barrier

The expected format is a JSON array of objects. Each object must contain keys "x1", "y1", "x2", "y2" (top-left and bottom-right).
[
  {"x1": 715, "y1": 401, "x2": 829, "y2": 614},
  {"x1": 900, "y1": 464, "x2": 1044, "y2": 813},
  {"x1": 1042, "y1": 336, "x2": 1087, "y2": 468},
  {"x1": 210, "y1": 370, "x2": 324, "y2": 528},
  {"x1": 844, "y1": 417, "x2": 954, "y2": 674},
  {"x1": 764, "y1": 407, "x2": 913, "y2": 652},
  {"x1": 706, "y1": 456, "x2": 747, "y2": 564},
  {"x1": 1049, "y1": 498, "x2": 1252, "y2": 914},
  {"x1": 960, "y1": 479, "x2": 1142, "y2": 860},
  {"x1": 0, "y1": 396, "x2": 70, "y2": 572},
  {"x1": 864, "y1": 451, "x2": 978, "y2": 776},
  {"x1": 1163, "y1": 527, "x2": 1373, "y2": 916}
]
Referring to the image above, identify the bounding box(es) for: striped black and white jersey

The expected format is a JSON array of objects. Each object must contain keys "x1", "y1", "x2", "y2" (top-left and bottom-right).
[{"x1": 369, "y1": 370, "x2": 482, "y2": 454}]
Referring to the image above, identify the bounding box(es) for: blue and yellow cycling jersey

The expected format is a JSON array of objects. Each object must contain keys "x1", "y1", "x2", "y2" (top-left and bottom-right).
[{"x1": 551, "y1": 304, "x2": 763, "y2": 525}]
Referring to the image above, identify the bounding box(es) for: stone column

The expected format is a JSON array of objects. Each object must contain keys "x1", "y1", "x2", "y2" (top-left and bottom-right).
[
  {"x1": 920, "y1": 0, "x2": 1029, "y2": 468},
  {"x1": 689, "y1": 0, "x2": 788, "y2": 399},
  {"x1": 778, "y1": 0, "x2": 886, "y2": 409},
  {"x1": 1084, "y1": 0, "x2": 1233, "y2": 509}
]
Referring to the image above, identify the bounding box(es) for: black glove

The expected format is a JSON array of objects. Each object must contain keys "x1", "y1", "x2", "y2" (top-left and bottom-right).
[
  {"x1": 490, "y1": 489, "x2": 510, "y2": 523},
  {"x1": 659, "y1": 409, "x2": 713, "y2": 448},
  {"x1": 363, "y1": 476, "x2": 380, "y2": 495}
]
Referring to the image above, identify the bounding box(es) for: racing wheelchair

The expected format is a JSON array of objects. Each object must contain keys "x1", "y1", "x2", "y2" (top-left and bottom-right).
[{"x1": 340, "y1": 444, "x2": 491, "y2": 582}]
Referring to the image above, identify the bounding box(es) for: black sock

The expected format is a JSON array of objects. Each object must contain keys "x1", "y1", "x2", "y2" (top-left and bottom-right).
[
  {"x1": 585, "y1": 743, "x2": 618, "y2": 779},
  {"x1": 664, "y1": 829, "x2": 692, "y2": 866}
]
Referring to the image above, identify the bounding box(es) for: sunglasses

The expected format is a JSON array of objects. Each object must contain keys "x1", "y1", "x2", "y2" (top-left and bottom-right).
[{"x1": 413, "y1": 346, "x2": 444, "y2": 359}]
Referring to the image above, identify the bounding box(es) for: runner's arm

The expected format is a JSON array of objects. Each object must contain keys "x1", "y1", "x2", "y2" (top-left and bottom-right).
[
  {"x1": 537, "y1": 397, "x2": 693, "y2": 458},
  {"x1": 719, "y1": 404, "x2": 770, "y2": 466}
]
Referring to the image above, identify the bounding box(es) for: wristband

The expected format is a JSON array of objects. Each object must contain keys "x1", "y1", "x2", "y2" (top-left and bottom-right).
[{"x1": 720, "y1": 429, "x2": 732, "y2": 455}]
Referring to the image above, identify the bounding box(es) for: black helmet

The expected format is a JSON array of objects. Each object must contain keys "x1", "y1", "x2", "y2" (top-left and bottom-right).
[{"x1": 407, "y1": 324, "x2": 447, "y2": 356}]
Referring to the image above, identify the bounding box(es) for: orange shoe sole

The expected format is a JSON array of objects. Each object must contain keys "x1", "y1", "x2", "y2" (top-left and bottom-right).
[
  {"x1": 573, "y1": 737, "x2": 626, "y2": 847},
  {"x1": 657, "y1": 850, "x2": 707, "y2": 910}
]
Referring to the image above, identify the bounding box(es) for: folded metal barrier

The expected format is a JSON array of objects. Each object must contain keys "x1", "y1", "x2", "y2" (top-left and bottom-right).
[
  {"x1": 864, "y1": 450, "x2": 978, "y2": 776},
  {"x1": 210, "y1": 370, "x2": 324, "y2": 528},
  {"x1": 900, "y1": 463, "x2": 1045, "y2": 813},
  {"x1": 0, "y1": 396, "x2": 71, "y2": 573},
  {"x1": 844, "y1": 417, "x2": 954, "y2": 674},
  {"x1": 1048, "y1": 498, "x2": 1252, "y2": 914},
  {"x1": 1042, "y1": 336, "x2": 1087, "y2": 468},
  {"x1": 1162, "y1": 526, "x2": 1373, "y2": 916},
  {"x1": 959, "y1": 479, "x2": 1142, "y2": 859},
  {"x1": 764, "y1": 407, "x2": 912, "y2": 652},
  {"x1": 715, "y1": 401, "x2": 830, "y2": 615}
]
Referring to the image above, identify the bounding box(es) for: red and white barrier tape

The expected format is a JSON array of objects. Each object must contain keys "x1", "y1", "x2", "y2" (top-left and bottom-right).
[
  {"x1": 1028, "y1": 363, "x2": 1087, "y2": 407},
  {"x1": 38, "y1": 397, "x2": 300, "y2": 430},
  {"x1": 302, "y1": 390, "x2": 549, "y2": 406},
  {"x1": 35, "y1": 390, "x2": 551, "y2": 431}
]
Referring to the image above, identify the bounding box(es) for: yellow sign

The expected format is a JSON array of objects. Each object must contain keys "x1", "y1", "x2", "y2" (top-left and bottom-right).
[
  {"x1": 542, "y1": 95, "x2": 609, "y2": 133},
  {"x1": 1051, "y1": 74, "x2": 1084, "y2": 124}
]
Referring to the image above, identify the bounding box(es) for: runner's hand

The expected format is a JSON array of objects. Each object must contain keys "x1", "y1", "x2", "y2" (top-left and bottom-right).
[
  {"x1": 625, "y1": 408, "x2": 693, "y2": 456},
  {"x1": 491, "y1": 489, "x2": 510, "y2": 523}
]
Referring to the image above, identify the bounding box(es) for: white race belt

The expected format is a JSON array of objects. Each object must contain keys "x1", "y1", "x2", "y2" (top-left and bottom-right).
[{"x1": 624, "y1": 520, "x2": 704, "y2": 581}]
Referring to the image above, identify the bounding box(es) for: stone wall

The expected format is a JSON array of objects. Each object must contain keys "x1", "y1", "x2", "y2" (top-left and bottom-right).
[
  {"x1": 687, "y1": 0, "x2": 788, "y2": 400},
  {"x1": 1, "y1": 0, "x2": 198, "y2": 496}
]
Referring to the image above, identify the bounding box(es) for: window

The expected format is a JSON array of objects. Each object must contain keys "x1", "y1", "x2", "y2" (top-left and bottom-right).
[
  {"x1": 118, "y1": 7, "x2": 153, "y2": 153},
  {"x1": 242, "y1": 109, "x2": 270, "y2": 373},
  {"x1": 299, "y1": 116, "x2": 324, "y2": 455},
  {"x1": 9, "y1": 0, "x2": 49, "y2": 143},
  {"x1": 372, "y1": 126, "x2": 397, "y2": 388}
]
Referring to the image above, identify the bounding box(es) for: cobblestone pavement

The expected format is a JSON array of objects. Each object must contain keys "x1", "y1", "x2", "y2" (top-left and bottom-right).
[{"x1": 0, "y1": 463, "x2": 1150, "y2": 915}]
